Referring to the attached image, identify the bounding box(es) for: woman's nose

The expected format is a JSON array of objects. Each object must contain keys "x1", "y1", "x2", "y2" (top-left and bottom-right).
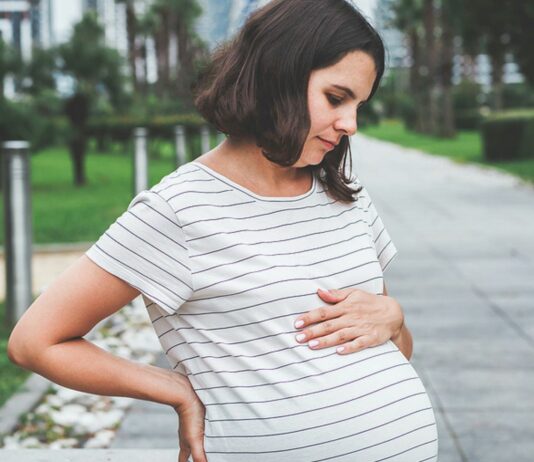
[{"x1": 334, "y1": 111, "x2": 358, "y2": 136}]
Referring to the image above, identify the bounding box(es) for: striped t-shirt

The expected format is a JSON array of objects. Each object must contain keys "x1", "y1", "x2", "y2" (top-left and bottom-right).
[{"x1": 86, "y1": 161, "x2": 438, "y2": 461}]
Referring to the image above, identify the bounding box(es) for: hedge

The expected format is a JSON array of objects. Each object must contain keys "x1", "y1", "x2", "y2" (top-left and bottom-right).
[
  {"x1": 87, "y1": 113, "x2": 207, "y2": 143},
  {"x1": 481, "y1": 110, "x2": 534, "y2": 161}
]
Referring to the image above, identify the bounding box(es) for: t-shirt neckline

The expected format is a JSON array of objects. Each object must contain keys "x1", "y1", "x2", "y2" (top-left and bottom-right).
[{"x1": 191, "y1": 161, "x2": 317, "y2": 202}]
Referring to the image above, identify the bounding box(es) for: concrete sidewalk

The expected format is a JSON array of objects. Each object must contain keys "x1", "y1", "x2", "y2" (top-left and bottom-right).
[{"x1": 2, "y1": 134, "x2": 534, "y2": 461}]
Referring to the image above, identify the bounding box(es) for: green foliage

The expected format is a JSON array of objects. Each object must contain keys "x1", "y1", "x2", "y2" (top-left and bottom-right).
[
  {"x1": 453, "y1": 80, "x2": 483, "y2": 111},
  {"x1": 492, "y1": 83, "x2": 534, "y2": 110},
  {"x1": 58, "y1": 12, "x2": 126, "y2": 107},
  {"x1": 0, "y1": 36, "x2": 22, "y2": 91},
  {"x1": 0, "y1": 300, "x2": 31, "y2": 407},
  {"x1": 0, "y1": 99, "x2": 44, "y2": 147},
  {"x1": 358, "y1": 102, "x2": 381, "y2": 128},
  {"x1": 20, "y1": 47, "x2": 57, "y2": 95},
  {"x1": 481, "y1": 110, "x2": 534, "y2": 161},
  {"x1": 87, "y1": 113, "x2": 206, "y2": 143}
]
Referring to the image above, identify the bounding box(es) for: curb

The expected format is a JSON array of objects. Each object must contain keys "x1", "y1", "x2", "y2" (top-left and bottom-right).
[
  {"x1": 0, "y1": 242, "x2": 93, "y2": 257},
  {"x1": 0, "y1": 449, "x2": 179, "y2": 461},
  {"x1": 0, "y1": 316, "x2": 108, "y2": 439},
  {"x1": 0, "y1": 374, "x2": 51, "y2": 437}
]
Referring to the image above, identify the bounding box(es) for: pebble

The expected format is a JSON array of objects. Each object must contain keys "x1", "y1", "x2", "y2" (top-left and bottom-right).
[{"x1": 0, "y1": 296, "x2": 159, "y2": 449}]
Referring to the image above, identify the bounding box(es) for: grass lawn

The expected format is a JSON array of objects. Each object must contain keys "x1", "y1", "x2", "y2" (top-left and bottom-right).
[
  {"x1": 0, "y1": 300, "x2": 31, "y2": 407},
  {"x1": 0, "y1": 139, "x2": 192, "y2": 245},
  {"x1": 360, "y1": 119, "x2": 534, "y2": 184}
]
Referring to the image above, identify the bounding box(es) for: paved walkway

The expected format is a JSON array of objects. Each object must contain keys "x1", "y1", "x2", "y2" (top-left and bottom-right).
[{"x1": 4, "y1": 134, "x2": 534, "y2": 460}]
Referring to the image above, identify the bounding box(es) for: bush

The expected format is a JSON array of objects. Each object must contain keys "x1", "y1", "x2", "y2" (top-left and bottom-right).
[
  {"x1": 399, "y1": 96, "x2": 417, "y2": 130},
  {"x1": 0, "y1": 99, "x2": 45, "y2": 148},
  {"x1": 487, "y1": 83, "x2": 534, "y2": 110},
  {"x1": 87, "y1": 113, "x2": 206, "y2": 143},
  {"x1": 453, "y1": 80, "x2": 483, "y2": 111},
  {"x1": 358, "y1": 101, "x2": 381, "y2": 128},
  {"x1": 454, "y1": 108, "x2": 486, "y2": 130},
  {"x1": 481, "y1": 110, "x2": 534, "y2": 161}
]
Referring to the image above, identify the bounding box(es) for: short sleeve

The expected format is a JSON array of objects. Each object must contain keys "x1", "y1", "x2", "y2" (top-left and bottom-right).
[
  {"x1": 359, "y1": 185, "x2": 398, "y2": 273},
  {"x1": 86, "y1": 190, "x2": 193, "y2": 314}
]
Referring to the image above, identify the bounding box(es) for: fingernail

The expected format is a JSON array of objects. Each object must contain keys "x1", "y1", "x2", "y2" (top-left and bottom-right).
[
  {"x1": 337, "y1": 346, "x2": 345, "y2": 353},
  {"x1": 294, "y1": 319, "x2": 304, "y2": 328},
  {"x1": 308, "y1": 340, "x2": 319, "y2": 348},
  {"x1": 296, "y1": 333, "x2": 306, "y2": 342}
]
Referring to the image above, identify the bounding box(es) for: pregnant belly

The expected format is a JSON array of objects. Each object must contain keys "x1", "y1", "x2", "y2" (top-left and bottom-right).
[{"x1": 193, "y1": 341, "x2": 438, "y2": 462}]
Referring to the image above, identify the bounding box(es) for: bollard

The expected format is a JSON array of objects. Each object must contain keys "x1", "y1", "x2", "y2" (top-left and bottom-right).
[
  {"x1": 133, "y1": 127, "x2": 148, "y2": 195},
  {"x1": 174, "y1": 125, "x2": 187, "y2": 167},
  {"x1": 216, "y1": 131, "x2": 226, "y2": 145},
  {"x1": 200, "y1": 125, "x2": 211, "y2": 154},
  {"x1": 2, "y1": 141, "x2": 33, "y2": 326}
]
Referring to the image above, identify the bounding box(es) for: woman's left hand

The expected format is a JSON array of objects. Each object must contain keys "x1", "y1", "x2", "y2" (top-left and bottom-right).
[{"x1": 294, "y1": 288, "x2": 404, "y2": 355}]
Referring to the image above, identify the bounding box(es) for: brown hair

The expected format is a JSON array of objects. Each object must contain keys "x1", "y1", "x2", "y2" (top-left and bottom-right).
[{"x1": 193, "y1": 0, "x2": 385, "y2": 202}]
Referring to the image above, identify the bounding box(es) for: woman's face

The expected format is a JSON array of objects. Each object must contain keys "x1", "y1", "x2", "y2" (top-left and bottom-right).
[{"x1": 295, "y1": 50, "x2": 377, "y2": 168}]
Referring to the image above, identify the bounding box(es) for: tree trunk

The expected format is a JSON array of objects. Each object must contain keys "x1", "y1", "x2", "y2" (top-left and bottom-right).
[
  {"x1": 64, "y1": 93, "x2": 90, "y2": 187},
  {"x1": 176, "y1": 16, "x2": 194, "y2": 105},
  {"x1": 422, "y1": 0, "x2": 438, "y2": 135},
  {"x1": 154, "y1": 10, "x2": 170, "y2": 97},
  {"x1": 438, "y1": 2, "x2": 456, "y2": 137},
  {"x1": 126, "y1": 2, "x2": 138, "y2": 92},
  {"x1": 490, "y1": 49, "x2": 505, "y2": 111},
  {"x1": 408, "y1": 29, "x2": 425, "y2": 132},
  {"x1": 69, "y1": 133, "x2": 87, "y2": 186}
]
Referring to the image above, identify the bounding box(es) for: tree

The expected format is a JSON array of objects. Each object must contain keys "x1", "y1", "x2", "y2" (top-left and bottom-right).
[
  {"x1": 0, "y1": 36, "x2": 22, "y2": 100},
  {"x1": 147, "y1": 0, "x2": 207, "y2": 103},
  {"x1": 116, "y1": 0, "x2": 139, "y2": 92},
  {"x1": 461, "y1": 0, "x2": 514, "y2": 111},
  {"x1": 58, "y1": 12, "x2": 125, "y2": 186},
  {"x1": 508, "y1": 1, "x2": 534, "y2": 86}
]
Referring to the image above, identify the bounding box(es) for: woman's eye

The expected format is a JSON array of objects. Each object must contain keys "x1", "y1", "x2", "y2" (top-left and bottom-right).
[{"x1": 327, "y1": 95, "x2": 342, "y2": 106}]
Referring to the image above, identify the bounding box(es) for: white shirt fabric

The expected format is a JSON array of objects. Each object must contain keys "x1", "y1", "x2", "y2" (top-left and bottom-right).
[{"x1": 86, "y1": 161, "x2": 438, "y2": 461}]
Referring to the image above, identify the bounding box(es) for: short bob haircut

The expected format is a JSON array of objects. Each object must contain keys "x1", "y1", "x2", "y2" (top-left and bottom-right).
[{"x1": 193, "y1": 0, "x2": 385, "y2": 202}]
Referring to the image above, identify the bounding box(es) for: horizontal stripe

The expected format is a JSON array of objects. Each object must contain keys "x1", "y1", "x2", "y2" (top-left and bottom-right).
[
  {"x1": 207, "y1": 377, "x2": 420, "y2": 423},
  {"x1": 205, "y1": 393, "x2": 428, "y2": 438}
]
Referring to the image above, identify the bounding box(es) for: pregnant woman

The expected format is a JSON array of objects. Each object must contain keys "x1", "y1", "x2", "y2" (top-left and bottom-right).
[{"x1": 8, "y1": 0, "x2": 438, "y2": 460}]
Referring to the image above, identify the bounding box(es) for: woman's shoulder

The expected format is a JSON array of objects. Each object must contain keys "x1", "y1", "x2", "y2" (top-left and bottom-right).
[{"x1": 149, "y1": 161, "x2": 219, "y2": 203}]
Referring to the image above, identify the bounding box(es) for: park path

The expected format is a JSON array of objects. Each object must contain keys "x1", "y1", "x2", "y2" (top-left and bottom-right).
[{"x1": 3, "y1": 133, "x2": 534, "y2": 461}]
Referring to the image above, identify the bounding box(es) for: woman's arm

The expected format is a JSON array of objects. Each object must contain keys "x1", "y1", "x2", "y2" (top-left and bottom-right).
[
  {"x1": 8, "y1": 255, "x2": 191, "y2": 406},
  {"x1": 8, "y1": 256, "x2": 208, "y2": 462},
  {"x1": 383, "y1": 283, "x2": 413, "y2": 360}
]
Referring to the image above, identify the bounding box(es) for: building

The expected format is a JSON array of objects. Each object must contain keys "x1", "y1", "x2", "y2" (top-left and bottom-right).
[{"x1": 0, "y1": 0, "x2": 54, "y2": 97}]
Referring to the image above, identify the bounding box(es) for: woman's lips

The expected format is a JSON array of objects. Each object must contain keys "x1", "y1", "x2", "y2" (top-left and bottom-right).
[{"x1": 318, "y1": 137, "x2": 335, "y2": 149}]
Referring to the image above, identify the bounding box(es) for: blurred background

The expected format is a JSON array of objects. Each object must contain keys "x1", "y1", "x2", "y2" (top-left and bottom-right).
[{"x1": 0, "y1": 0, "x2": 533, "y2": 459}]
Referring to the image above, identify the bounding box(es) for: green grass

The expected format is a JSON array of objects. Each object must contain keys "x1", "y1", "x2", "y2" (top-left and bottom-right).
[
  {"x1": 360, "y1": 119, "x2": 534, "y2": 183},
  {"x1": 0, "y1": 140, "x2": 189, "y2": 245},
  {"x1": 0, "y1": 300, "x2": 31, "y2": 407}
]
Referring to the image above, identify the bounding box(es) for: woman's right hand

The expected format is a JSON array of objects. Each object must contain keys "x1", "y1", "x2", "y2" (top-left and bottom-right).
[{"x1": 174, "y1": 383, "x2": 208, "y2": 462}]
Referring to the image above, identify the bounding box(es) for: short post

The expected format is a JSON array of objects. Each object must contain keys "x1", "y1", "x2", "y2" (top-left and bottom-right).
[
  {"x1": 2, "y1": 141, "x2": 33, "y2": 325},
  {"x1": 200, "y1": 125, "x2": 211, "y2": 154},
  {"x1": 216, "y1": 131, "x2": 226, "y2": 145},
  {"x1": 133, "y1": 127, "x2": 148, "y2": 195},
  {"x1": 174, "y1": 125, "x2": 187, "y2": 167}
]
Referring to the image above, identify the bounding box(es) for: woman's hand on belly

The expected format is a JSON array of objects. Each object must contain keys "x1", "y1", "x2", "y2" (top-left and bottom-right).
[{"x1": 293, "y1": 287, "x2": 404, "y2": 356}]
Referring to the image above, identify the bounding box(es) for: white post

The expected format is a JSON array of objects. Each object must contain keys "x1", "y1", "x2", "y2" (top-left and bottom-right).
[
  {"x1": 200, "y1": 125, "x2": 211, "y2": 154},
  {"x1": 216, "y1": 132, "x2": 226, "y2": 145},
  {"x1": 2, "y1": 141, "x2": 33, "y2": 325},
  {"x1": 175, "y1": 125, "x2": 187, "y2": 167},
  {"x1": 133, "y1": 127, "x2": 148, "y2": 195}
]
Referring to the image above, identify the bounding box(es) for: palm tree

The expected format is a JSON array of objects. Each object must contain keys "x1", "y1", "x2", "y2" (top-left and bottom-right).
[{"x1": 58, "y1": 12, "x2": 125, "y2": 186}]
